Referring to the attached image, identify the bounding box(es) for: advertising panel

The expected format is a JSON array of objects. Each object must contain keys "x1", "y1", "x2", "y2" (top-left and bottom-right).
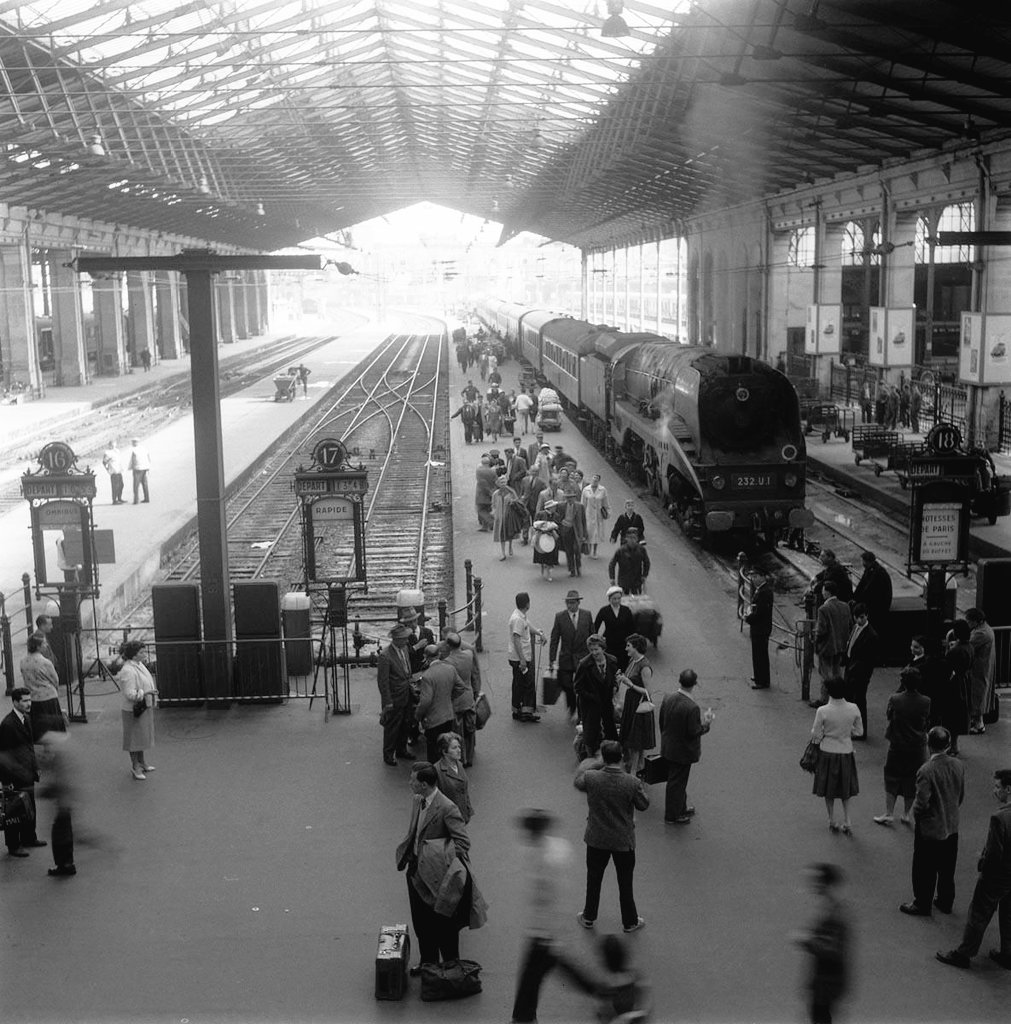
[
  {"x1": 869, "y1": 306, "x2": 886, "y2": 366},
  {"x1": 981, "y1": 313, "x2": 1011, "y2": 385},
  {"x1": 960, "y1": 312, "x2": 982, "y2": 383},
  {"x1": 868, "y1": 307, "x2": 913, "y2": 367}
]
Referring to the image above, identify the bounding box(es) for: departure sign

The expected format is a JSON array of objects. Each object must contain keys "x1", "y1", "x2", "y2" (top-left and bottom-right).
[{"x1": 311, "y1": 438, "x2": 349, "y2": 470}]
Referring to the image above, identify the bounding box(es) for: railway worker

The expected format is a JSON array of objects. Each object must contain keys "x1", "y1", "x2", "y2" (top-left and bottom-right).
[
  {"x1": 516, "y1": 390, "x2": 534, "y2": 434},
  {"x1": 475, "y1": 456, "x2": 497, "y2": 532},
  {"x1": 936, "y1": 768, "x2": 1011, "y2": 970},
  {"x1": 609, "y1": 499, "x2": 644, "y2": 545},
  {"x1": 297, "y1": 363, "x2": 311, "y2": 396},
  {"x1": 415, "y1": 646, "x2": 468, "y2": 764},
  {"x1": 608, "y1": 529, "x2": 650, "y2": 596},
  {"x1": 744, "y1": 571, "x2": 775, "y2": 690},
  {"x1": 843, "y1": 603, "x2": 879, "y2": 739},
  {"x1": 559, "y1": 490, "x2": 588, "y2": 578},
  {"x1": 851, "y1": 551, "x2": 892, "y2": 634},
  {"x1": 508, "y1": 592, "x2": 546, "y2": 723},
  {"x1": 128, "y1": 437, "x2": 152, "y2": 504},
  {"x1": 377, "y1": 624, "x2": 414, "y2": 766},
  {"x1": 965, "y1": 608, "x2": 996, "y2": 736},
  {"x1": 814, "y1": 582, "x2": 852, "y2": 707},
  {"x1": 451, "y1": 399, "x2": 479, "y2": 444},
  {"x1": 811, "y1": 549, "x2": 852, "y2": 606},
  {"x1": 102, "y1": 440, "x2": 125, "y2": 505}
]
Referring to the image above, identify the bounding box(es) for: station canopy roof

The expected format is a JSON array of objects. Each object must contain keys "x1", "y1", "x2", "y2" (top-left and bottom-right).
[{"x1": 1, "y1": 0, "x2": 1009, "y2": 252}]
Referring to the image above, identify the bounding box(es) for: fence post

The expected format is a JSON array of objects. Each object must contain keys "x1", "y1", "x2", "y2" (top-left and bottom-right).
[
  {"x1": 933, "y1": 381, "x2": 941, "y2": 426},
  {"x1": 1, "y1": 592, "x2": 14, "y2": 695},
  {"x1": 22, "y1": 573, "x2": 32, "y2": 633},
  {"x1": 464, "y1": 559, "x2": 474, "y2": 632},
  {"x1": 473, "y1": 576, "x2": 483, "y2": 652}
]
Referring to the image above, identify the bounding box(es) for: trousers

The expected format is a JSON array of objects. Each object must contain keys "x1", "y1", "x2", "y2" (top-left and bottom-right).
[
  {"x1": 407, "y1": 873, "x2": 465, "y2": 966},
  {"x1": 509, "y1": 660, "x2": 536, "y2": 712},
  {"x1": 911, "y1": 829, "x2": 958, "y2": 912},
  {"x1": 583, "y1": 845, "x2": 638, "y2": 928},
  {"x1": 955, "y1": 874, "x2": 1011, "y2": 957},
  {"x1": 751, "y1": 633, "x2": 770, "y2": 688},
  {"x1": 664, "y1": 761, "x2": 692, "y2": 820},
  {"x1": 510, "y1": 936, "x2": 595, "y2": 1023}
]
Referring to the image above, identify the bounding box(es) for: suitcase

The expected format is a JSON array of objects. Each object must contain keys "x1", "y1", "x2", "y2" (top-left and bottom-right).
[
  {"x1": 638, "y1": 754, "x2": 668, "y2": 785},
  {"x1": 542, "y1": 668, "x2": 560, "y2": 706},
  {"x1": 375, "y1": 924, "x2": 411, "y2": 1000}
]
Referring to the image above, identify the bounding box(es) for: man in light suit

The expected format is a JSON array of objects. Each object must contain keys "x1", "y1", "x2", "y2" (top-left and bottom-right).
[
  {"x1": 415, "y1": 647, "x2": 467, "y2": 764},
  {"x1": 843, "y1": 603, "x2": 879, "y2": 739},
  {"x1": 396, "y1": 762, "x2": 474, "y2": 973},
  {"x1": 442, "y1": 632, "x2": 482, "y2": 767},
  {"x1": 574, "y1": 740, "x2": 650, "y2": 932},
  {"x1": 549, "y1": 589, "x2": 593, "y2": 718},
  {"x1": 814, "y1": 581, "x2": 852, "y2": 707},
  {"x1": 0, "y1": 689, "x2": 46, "y2": 857},
  {"x1": 377, "y1": 625, "x2": 414, "y2": 766},
  {"x1": 658, "y1": 669, "x2": 715, "y2": 824}
]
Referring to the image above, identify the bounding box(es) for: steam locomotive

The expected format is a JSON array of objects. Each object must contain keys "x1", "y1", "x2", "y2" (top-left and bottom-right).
[{"x1": 476, "y1": 301, "x2": 814, "y2": 544}]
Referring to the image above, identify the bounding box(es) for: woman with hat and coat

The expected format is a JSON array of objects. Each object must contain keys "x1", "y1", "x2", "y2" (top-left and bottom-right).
[
  {"x1": 594, "y1": 586, "x2": 635, "y2": 672},
  {"x1": 492, "y1": 474, "x2": 521, "y2": 560},
  {"x1": 532, "y1": 501, "x2": 561, "y2": 582}
]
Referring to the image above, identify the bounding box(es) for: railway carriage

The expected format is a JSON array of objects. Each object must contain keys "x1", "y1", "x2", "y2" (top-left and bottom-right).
[{"x1": 538, "y1": 317, "x2": 599, "y2": 408}]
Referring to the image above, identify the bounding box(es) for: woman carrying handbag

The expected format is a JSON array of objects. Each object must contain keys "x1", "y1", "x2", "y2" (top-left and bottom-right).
[{"x1": 617, "y1": 634, "x2": 655, "y2": 775}]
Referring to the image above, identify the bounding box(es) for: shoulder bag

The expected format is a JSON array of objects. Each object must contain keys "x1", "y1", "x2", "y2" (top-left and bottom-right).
[{"x1": 800, "y1": 739, "x2": 820, "y2": 773}]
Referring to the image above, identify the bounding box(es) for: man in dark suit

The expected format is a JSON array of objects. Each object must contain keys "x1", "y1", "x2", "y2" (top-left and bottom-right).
[
  {"x1": 900, "y1": 727, "x2": 964, "y2": 917},
  {"x1": 843, "y1": 603, "x2": 878, "y2": 739},
  {"x1": 415, "y1": 647, "x2": 467, "y2": 764},
  {"x1": 745, "y1": 572, "x2": 774, "y2": 689},
  {"x1": 937, "y1": 767, "x2": 1011, "y2": 969},
  {"x1": 814, "y1": 581, "x2": 852, "y2": 706},
  {"x1": 573, "y1": 740, "x2": 650, "y2": 932},
  {"x1": 852, "y1": 550, "x2": 892, "y2": 633},
  {"x1": 549, "y1": 589, "x2": 594, "y2": 718},
  {"x1": 505, "y1": 446, "x2": 528, "y2": 490},
  {"x1": 609, "y1": 499, "x2": 645, "y2": 545},
  {"x1": 0, "y1": 688, "x2": 47, "y2": 857},
  {"x1": 377, "y1": 625, "x2": 415, "y2": 766},
  {"x1": 658, "y1": 669, "x2": 715, "y2": 824},
  {"x1": 396, "y1": 761, "x2": 476, "y2": 972},
  {"x1": 573, "y1": 636, "x2": 619, "y2": 757},
  {"x1": 811, "y1": 548, "x2": 852, "y2": 605}
]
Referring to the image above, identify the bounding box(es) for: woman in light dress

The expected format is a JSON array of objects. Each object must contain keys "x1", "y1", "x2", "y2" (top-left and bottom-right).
[
  {"x1": 118, "y1": 640, "x2": 158, "y2": 781},
  {"x1": 581, "y1": 473, "x2": 610, "y2": 557}
]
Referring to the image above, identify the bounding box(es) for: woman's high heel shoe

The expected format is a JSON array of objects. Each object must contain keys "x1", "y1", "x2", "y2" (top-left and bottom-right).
[{"x1": 828, "y1": 822, "x2": 840, "y2": 833}]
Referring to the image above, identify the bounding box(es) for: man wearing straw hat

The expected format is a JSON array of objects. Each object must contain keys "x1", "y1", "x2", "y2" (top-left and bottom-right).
[{"x1": 549, "y1": 590, "x2": 593, "y2": 719}]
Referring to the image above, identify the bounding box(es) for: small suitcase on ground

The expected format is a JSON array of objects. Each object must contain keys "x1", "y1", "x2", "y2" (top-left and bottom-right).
[
  {"x1": 375, "y1": 924, "x2": 411, "y2": 1000},
  {"x1": 638, "y1": 754, "x2": 668, "y2": 785},
  {"x1": 542, "y1": 667, "x2": 560, "y2": 705}
]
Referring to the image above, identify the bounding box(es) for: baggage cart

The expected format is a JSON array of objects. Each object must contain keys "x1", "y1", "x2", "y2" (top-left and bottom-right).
[
  {"x1": 804, "y1": 403, "x2": 854, "y2": 443},
  {"x1": 272, "y1": 371, "x2": 298, "y2": 402},
  {"x1": 851, "y1": 426, "x2": 900, "y2": 473},
  {"x1": 888, "y1": 441, "x2": 929, "y2": 488}
]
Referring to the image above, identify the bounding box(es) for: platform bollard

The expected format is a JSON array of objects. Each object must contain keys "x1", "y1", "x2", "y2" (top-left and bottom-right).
[
  {"x1": 22, "y1": 572, "x2": 32, "y2": 633},
  {"x1": 1, "y1": 592, "x2": 14, "y2": 695},
  {"x1": 473, "y1": 576, "x2": 483, "y2": 652},
  {"x1": 464, "y1": 560, "x2": 474, "y2": 632}
]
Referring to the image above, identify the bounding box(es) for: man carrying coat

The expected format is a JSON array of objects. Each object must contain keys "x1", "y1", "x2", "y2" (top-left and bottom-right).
[{"x1": 549, "y1": 589, "x2": 594, "y2": 718}]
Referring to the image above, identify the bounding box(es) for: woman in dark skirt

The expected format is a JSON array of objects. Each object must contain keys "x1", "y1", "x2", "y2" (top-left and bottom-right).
[
  {"x1": 874, "y1": 668, "x2": 931, "y2": 826},
  {"x1": 20, "y1": 636, "x2": 67, "y2": 741},
  {"x1": 810, "y1": 677, "x2": 862, "y2": 834},
  {"x1": 618, "y1": 634, "x2": 655, "y2": 774},
  {"x1": 594, "y1": 586, "x2": 635, "y2": 672}
]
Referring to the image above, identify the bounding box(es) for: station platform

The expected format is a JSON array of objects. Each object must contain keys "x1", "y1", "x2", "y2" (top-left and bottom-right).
[
  {"x1": 804, "y1": 404, "x2": 1011, "y2": 561},
  {"x1": 1, "y1": 333, "x2": 1009, "y2": 1024}
]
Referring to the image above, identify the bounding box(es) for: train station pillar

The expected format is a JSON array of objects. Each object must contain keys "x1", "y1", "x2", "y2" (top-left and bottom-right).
[
  {"x1": 127, "y1": 271, "x2": 156, "y2": 369},
  {"x1": 216, "y1": 277, "x2": 236, "y2": 344},
  {"x1": 92, "y1": 276, "x2": 127, "y2": 375},
  {"x1": 154, "y1": 272, "x2": 183, "y2": 360},
  {"x1": 252, "y1": 271, "x2": 268, "y2": 334},
  {"x1": 0, "y1": 243, "x2": 38, "y2": 388},
  {"x1": 47, "y1": 252, "x2": 88, "y2": 386},
  {"x1": 177, "y1": 276, "x2": 190, "y2": 353},
  {"x1": 818, "y1": 223, "x2": 846, "y2": 307},
  {"x1": 883, "y1": 214, "x2": 918, "y2": 309},
  {"x1": 233, "y1": 273, "x2": 250, "y2": 340}
]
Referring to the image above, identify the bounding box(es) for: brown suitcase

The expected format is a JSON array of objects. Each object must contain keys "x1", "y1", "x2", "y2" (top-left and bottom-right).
[{"x1": 375, "y1": 924, "x2": 411, "y2": 1000}]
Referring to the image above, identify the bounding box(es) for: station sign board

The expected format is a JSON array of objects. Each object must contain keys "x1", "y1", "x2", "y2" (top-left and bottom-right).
[
  {"x1": 910, "y1": 482, "x2": 970, "y2": 568},
  {"x1": 294, "y1": 470, "x2": 368, "y2": 497},
  {"x1": 37, "y1": 500, "x2": 86, "y2": 527},
  {"x1": 22, "y1": 475, "x2": 98, "y2": 500},
  {"x1": 310, "y1": 498, "x2": 356, "y2": 522}
]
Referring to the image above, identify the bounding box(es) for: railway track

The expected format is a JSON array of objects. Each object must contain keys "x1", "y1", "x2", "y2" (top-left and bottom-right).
[
  {"x1": 1, "y1": 331, "x2": 354, "y2": 518},
  {"x1": 114, "y1": 316, "x2": 452, "y2": 636}
]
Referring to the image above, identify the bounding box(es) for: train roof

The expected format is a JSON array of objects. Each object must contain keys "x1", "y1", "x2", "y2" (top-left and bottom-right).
[
  {"x1": 623, "y1": 344, "x2": 777, "y2": 380},
  {"x1": 520, "y1": 309, "x2": 572, "y2": 333},
  {"x1": 541, "y1": 317, "x2": 600, "y2": 354},
  {"x1": 593, "y1": 329, "x2": 676, "y2": 361}
]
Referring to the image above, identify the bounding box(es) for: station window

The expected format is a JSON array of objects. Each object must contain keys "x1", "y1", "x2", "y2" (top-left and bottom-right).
[
  {"x1": 787, "y1": 226, "x2": 816, "y2": 268},
  {"x1": 916, "y1": 204, "x2": 975, "y2": 264}
]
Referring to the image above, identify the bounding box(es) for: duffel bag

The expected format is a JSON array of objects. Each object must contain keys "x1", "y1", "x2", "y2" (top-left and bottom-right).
[{"x1": 420, "y1": 958, "x2": 482, "y2": 1001}]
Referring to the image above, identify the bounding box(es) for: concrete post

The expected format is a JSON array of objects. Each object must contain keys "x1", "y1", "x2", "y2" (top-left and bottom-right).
[
  {"x1": 0, "y1": 243, "x2": 38, "y2": 388},
  {"x1": 47, "y1": 252, "x2": 88, "y2": 386},
  {"x1": 177, "y1": 275, "x2": 190, "y2": 352},
  {"x1": 126, "y1": 271, "x2": 156, "y2": 369},
  {"x1": 233, "y1": 272, "x2": 250, "y2": 340},
  {"x1": 154, "y1": 271, "x2": 183, "y2": 359},
  {"x1": 92, "y1": 276, "x2": 127, "y2": 375},
  {"x1": 216, "y1": 277, "x2": 236, "y2": 343}
]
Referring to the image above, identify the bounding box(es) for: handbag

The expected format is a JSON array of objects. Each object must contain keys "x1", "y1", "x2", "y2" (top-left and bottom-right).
[
  {"x1": 1, "y1": 788, "x2": 29, "y2": 829},
  {"x1": 800, "y1": 739, "x2": 820, "y2": 773},
  {"x1": 474, "y1": 691, "x2": 492, "y2": 730},
  {"x1": 600, "y1": 506, "x2": 609, "y2": 519},
  {"x1": 635, "y1": 691, "x2": 655, "y2": 714},
  {"x1": 133, "y1": 698, "x2": 148, "y2": 718}
]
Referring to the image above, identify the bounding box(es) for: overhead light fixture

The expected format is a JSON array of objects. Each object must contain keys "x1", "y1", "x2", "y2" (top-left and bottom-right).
[
  {"x1": 86, "y1": 134, "x2": 105, "y2": 157},
  {"x1": 530, "y1": 126, "x2": 543, "y2": 150},
  {"x1": 601, "y1": 0, "x2": 630, "y2": 38}
]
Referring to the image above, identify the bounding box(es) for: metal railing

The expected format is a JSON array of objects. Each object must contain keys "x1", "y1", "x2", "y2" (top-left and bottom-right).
[
  {"x1": 449, "y1": 559, "x2": 483, "y2": 651},
  {"x1": 999, "y1": 391, "x2": 1011, "y2": 455}
]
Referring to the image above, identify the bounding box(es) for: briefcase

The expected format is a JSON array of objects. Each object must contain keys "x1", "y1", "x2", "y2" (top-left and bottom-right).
[
  {"x1": 375, "y1": 924, "x2": 411, "y2": 1001},
  {"x1": 542, "y1": 667, "x2": 560, "y2": 706},
  {"x1": 474, "y1": 691, "x2": 492, "y2": 730},
  {"x1": 638, "y1": 754, "x2": 667, "y2": 785}
]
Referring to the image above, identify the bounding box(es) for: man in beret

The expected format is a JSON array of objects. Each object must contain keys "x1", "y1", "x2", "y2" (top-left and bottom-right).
[
  {"x1": 377, "y1": 625, "x2": 415, "y2": 766},
  {"x1": 937, "y1": 768, "x2": 1011, "y2": 969}
]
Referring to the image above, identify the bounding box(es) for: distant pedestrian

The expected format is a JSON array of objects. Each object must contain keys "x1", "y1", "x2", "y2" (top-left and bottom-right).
[
  {"x1": 843, "y1": 603, "x2": 877, "y2": 738},
  {"x1": 118, "y1": 640, "x2": 157, "y2": 780},
  {"x1": 745, "y1": 571, "x2": 774, "y2": 689},
  {"x1": 102, "y1": 440, "x2": 125, "y2": 504},
  {"x1": 515, "y1": 390, "x2": 534, "y2": 434},
  {"x1": 297, "y1": 363, "x2": 310, "y2": 396},
  {"x1": 910, "y1": 386, "x2": 922, "y2": 433},
  {"x1": 875, "y1": 667, "x2": 931, "y2": 828},
  {"x1": 792, "y1": 862, "x2": 851, "y2": 1024},
  {"x1": 658, "y1": 668, "x2": 715, "y2": 824},
  {"x1": 965, "y1": 608, "x2": 995, "y2": 735},
  {"x1": 509, "y1": 592, "x2": 545, "y2": 723},
  {"x1": 936, "y1": 768, "x2": 1011, "y2": 970},
  {"x1": 898, "y1": 727, "x2": 963, "y2": 917},
  {"x1": 574, "y1": 740, "x2": 649, "y2": 933},
  {"x1": 128, "y1": 437, "x2": 151, "y2": 504},
  {"x1": 140, "y1": 348, "x2": 151, "y2": 371},
  {"x1": 810, "y1": 677, "x2": 862, "y2": 835},
  {"x1": 0, "y1": 688, "x2": 46, "y2": 858}
]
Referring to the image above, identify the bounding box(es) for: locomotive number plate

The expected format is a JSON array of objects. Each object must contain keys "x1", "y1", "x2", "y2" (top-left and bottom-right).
[{"x1": 732, "y1": 473, "x2": 775, "y2": 489}]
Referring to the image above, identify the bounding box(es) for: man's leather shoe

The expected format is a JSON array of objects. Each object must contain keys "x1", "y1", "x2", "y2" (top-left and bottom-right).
[
  {"x1": 48, "y1": 865, "x2": 76, "y2": 877},
  {"x1": 409, "y1": 965, "x2": 423, "y2": 977},
  {"x1": 936, "y1": 949, "x2": 971, "y2": 968},
  {"x1": 7, "y1": 849, "x2": 29, "y2": 857},
  {"x1": 988, "y1": 950, "x2": 1011, "y2": 970},
  {"x1": 24, "y1": 840, "x2": 47, "y2": 848},
  {"x1": 665, "y1": 815, "x2": 692, "y2": 824},
  {"x1": 750, "y1": 683, "x2": 769, "y2": 689},
  {"x1": 899, "y1": 902, "x2": 931, "y2": 916},
  {"x1": 383, "y1": 757, "x2": 398, "y2": 766}
]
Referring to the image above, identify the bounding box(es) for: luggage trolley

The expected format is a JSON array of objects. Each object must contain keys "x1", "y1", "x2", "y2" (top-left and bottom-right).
[
  {"x1": 851, "y1": 426, "x2": 900, "y2": 475},
  {"x1": 272, "y1": 368, "x2": 298, "y2": 402},
  {"x1": 804, "y1": 403, "x2": 855, "y2": 443}
]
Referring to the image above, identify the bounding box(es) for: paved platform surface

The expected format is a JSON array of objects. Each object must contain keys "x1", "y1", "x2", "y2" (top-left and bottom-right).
[{"x1": 1, "y1": 341, "x2": 1009, "y2": 1024}]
